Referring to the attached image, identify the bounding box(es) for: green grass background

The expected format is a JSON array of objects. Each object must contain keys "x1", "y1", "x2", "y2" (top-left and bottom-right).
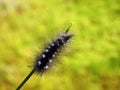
[{"x1": 0, "y1": 0, "x2": 120, "y2": 90}]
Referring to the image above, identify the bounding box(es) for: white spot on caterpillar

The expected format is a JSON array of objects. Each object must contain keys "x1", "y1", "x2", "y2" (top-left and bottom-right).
[
  {"x1": 52, "y1": 54, "x2": 55, "y2": 57},
  {"x1": 45, "y1": 49, "x2": 49, "y2": 52},
  {"x1": 49, "y1": 59, "x2": 52, "y2": 63},
  {"x1": 44, "y1": 65, "x2": 49, "y2": 69},
  {"x1": 51, "y1": 43, "x2": 54, "y2": 46},
  {"x1": 42, "y1": 54, "x2": 46, "y2": 58},
  {"x1": 38, "y1": 61, "x2": 41, "y2": 65}
]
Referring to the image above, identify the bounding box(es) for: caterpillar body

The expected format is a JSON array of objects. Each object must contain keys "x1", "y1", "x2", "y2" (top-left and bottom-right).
[
  {"x1": 34, "y1": 25, "x2": 74, "y2": 73},
  {"x1": 16, "y1": 24, "x2": 74, "y2": 90}
]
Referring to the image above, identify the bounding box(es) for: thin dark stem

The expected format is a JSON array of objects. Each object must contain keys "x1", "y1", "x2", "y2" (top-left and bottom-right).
[
  {"x1": 65, "y1": 22, "x2": 73, "y2": 33},
  {"x1": 16, "y1": 68, "x2": 36, "y2": 90}
]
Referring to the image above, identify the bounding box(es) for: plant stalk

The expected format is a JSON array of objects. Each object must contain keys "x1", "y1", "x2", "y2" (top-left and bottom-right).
[{"x1": 16, "y1": 68, "x2": 35, "y2": 90}]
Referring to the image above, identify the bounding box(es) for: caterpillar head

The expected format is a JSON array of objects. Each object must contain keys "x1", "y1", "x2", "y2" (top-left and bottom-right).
[{"x1": 58, "y1": 24, "x2": 74, "y2": 45}]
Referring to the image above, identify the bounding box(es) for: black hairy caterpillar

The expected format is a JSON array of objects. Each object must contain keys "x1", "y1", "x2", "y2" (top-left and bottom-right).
[{"x1": 16, "y1": 24, "x2": 74, "y2": 90}]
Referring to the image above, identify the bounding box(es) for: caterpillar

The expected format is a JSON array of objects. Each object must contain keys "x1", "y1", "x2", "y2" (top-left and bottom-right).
[{"x1": 16, "y1": 24, "x2": 74, "y2": 90}]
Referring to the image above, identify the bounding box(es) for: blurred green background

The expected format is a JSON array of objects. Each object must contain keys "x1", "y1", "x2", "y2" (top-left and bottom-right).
[{"x1": 0, "y1": 0, "x2": 120, "y2": 90}]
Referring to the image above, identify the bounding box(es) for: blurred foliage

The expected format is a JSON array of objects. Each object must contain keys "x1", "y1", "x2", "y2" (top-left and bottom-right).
[{"x1": 0, "y1": 0, "x2": 120, "y2": 90}]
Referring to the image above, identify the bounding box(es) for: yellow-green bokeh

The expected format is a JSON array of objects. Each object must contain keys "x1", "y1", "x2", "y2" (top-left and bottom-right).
[{"x1": 0, "y1": 0, "x2": 120, "y2": 90}]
